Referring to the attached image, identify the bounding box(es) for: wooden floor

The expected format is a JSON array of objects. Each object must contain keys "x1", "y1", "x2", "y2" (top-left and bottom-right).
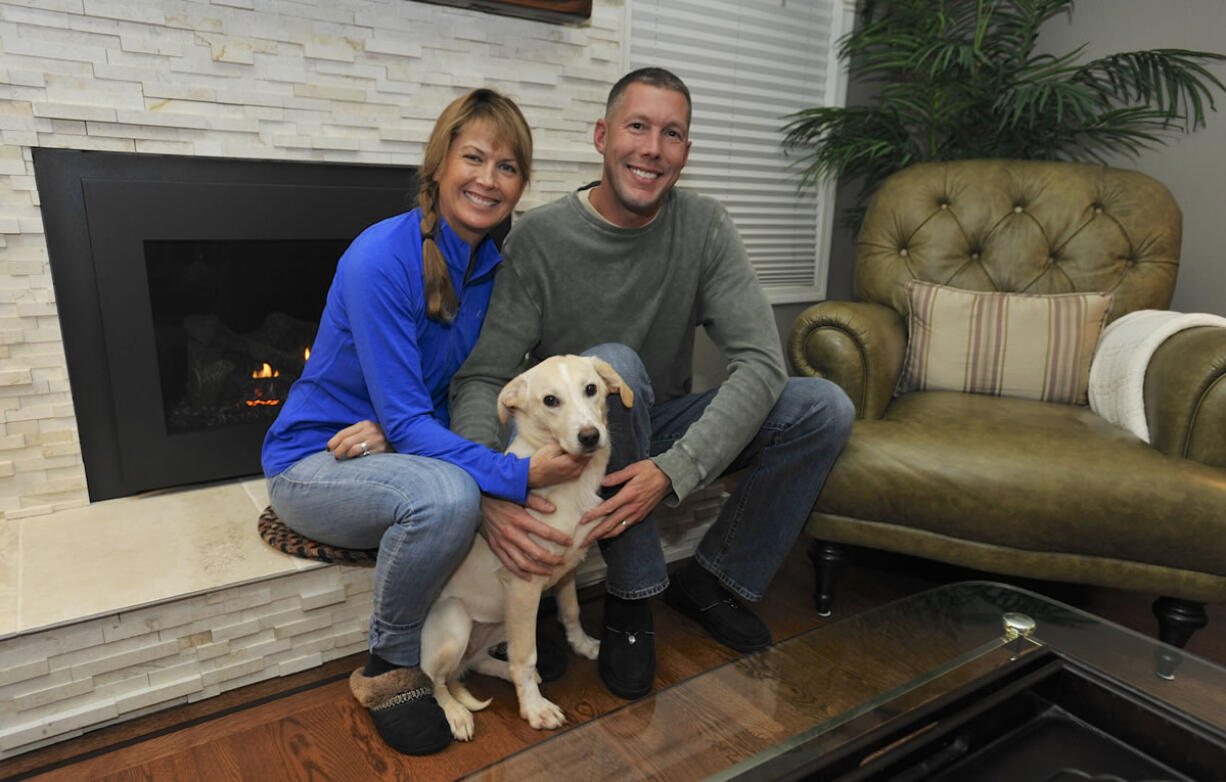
[{"x1": 4, "y1": 542, "x2": 1225, "y2": 782}]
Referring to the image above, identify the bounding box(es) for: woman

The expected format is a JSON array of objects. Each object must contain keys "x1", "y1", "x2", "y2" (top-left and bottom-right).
[{"x1": 262, "y1": 89, "x2": 582, "y2": 756}]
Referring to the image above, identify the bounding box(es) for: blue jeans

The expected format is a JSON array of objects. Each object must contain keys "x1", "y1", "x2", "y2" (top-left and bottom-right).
[
  {"x1": 266, "y1": 450, "x2": 482, "y2": 668},
  {"x1": 587, "y1": 343, "x2": 855, "y2": 602}
]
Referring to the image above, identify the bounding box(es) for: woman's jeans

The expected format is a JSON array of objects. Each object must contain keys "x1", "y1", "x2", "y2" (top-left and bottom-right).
[
  {"x1": 267, "y1": 450, "x2": 482, "y2": 668},
  {"x1": 585, "y1": 343, "x2": 855, "y2": 603}
]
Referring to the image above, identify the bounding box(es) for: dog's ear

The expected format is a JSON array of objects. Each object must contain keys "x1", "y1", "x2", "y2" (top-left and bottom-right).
[
  {"x1": 592, "y1": 358, "x2": 634, "y2": 409},
  {"x1": 497, "y1": 376, "x2": 528, "y2": 424}
]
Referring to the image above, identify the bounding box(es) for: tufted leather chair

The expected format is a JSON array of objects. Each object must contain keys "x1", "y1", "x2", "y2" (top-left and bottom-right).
[{"x1": 788, "y1": 159, "x2": 1226, "y2": 649}]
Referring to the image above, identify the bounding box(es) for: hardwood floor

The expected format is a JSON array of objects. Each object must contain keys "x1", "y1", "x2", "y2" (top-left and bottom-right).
[{"x1": 4, "y1": 542, "x2": 1224, "y2": 781}]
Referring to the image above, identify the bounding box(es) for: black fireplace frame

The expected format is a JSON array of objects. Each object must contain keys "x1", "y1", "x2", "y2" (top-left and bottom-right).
[{"x1": 35, "y1": 149, "x2": 418, "y2": 501}]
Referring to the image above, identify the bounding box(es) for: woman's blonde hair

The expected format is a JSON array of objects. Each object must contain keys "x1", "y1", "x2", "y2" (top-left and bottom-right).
[{"x1": 418, "y1": 88, "x2": 532, "y2": 321}]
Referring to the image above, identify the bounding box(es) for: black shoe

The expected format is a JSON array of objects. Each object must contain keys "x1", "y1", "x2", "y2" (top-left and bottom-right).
[
  {"x1": 664, "y1": 565, "x2": 772, "y2": 653},
  {"x1": 598, "y1": 595, "x2": 656, "y2": 700},
  {"x1": 487, "y1": 628, "x2": 569, "y2": 683},
  {"x1": 349, "y1": 666, "x2": 452, "y2": 755}
]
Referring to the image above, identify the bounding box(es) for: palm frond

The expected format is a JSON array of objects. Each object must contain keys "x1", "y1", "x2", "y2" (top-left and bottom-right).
[{"x1": 1075, "y1": 50, "x2": 1226, "y2": 129}]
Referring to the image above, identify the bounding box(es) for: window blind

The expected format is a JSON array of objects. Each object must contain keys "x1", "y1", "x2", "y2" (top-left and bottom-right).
[{"x1": 627, "y1": 0, "x2": 851, "y2": 302}]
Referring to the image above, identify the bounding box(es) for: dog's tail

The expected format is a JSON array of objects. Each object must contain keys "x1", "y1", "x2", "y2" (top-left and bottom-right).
[{"x1": 452, "y1": 682, "x2": 492, "y2": 712}]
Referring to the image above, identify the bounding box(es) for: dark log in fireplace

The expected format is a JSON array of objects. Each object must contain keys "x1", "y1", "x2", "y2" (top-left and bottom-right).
[{"x1": 35, "y1": 149, "x2": 417, "y2": 501}]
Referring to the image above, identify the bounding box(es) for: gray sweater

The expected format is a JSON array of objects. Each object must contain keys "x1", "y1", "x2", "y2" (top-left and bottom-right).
[{"x1": 449, "y1": 187, "x2": 787, "y2": 504}]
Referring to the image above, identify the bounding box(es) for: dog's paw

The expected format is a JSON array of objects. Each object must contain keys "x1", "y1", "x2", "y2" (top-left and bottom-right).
[
  {"x1": 520, "y1": 695, "x2": 566, "y2": 730},
  {"x1": 442, "y1": 700, "x2": 476, "y2": 741},
  {"x1": 569, "y1": 633, "x2": 600, "y2": 660}
]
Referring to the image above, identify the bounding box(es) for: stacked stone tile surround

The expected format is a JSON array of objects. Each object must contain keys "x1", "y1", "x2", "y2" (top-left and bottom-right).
[{"x1": 0, "y1": 0, "x2": 670, "y2": 759}]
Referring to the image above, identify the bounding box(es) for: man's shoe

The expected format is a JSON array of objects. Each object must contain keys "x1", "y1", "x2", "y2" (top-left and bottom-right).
[
  {"x1": 664, "y1": 567, "x2": 772, "y2": 653},
  {"x1": 598, "y1": 595, "x2": 656, "y2": 699},
  {"x1": 487, "y1": 628, "x2": 569, "y2": 683}
]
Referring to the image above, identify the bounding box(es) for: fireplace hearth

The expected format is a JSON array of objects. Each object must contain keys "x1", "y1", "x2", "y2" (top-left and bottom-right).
[{"x1": 35, "y1": 149, "x2": 418, "y2": 501}]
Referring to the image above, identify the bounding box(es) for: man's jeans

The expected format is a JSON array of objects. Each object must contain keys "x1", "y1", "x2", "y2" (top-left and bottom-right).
[
  {"x1": 586, "y1": 343, "x2": 855, "y2": 603},
  {"x1": 267, "y1": 450, "x2": 483, "y2": 668}
]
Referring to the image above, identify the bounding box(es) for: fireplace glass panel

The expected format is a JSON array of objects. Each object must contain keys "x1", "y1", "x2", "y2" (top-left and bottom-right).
[{"x1": 145, "y1": 238, "x2": 346, "y2": 435}]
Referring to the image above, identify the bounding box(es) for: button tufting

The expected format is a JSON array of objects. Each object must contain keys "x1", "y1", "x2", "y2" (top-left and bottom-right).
[
  {"x1": 970, "y1": 252, "x2": 981, "y2": 261},
  {"x1": 939, "y1": 202, "x2": 949, "y2": 209},
  {"x1": 899, "y1": 248, "x2": 909, "y2": 256},
  {"x1": 1094, "y1": 207, "x2": 1104, "y2": 215},
  {"x1": 1013, "y1": 205, "x2": 1024, "y2": 213}
]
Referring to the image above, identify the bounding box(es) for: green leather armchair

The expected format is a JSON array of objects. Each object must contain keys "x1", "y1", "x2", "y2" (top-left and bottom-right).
[{"x1": 788, "y1": 159, "x2": 1226, "y2": 648}]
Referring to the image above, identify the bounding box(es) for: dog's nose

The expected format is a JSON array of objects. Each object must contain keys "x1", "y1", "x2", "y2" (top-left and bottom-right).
[{"x1": 578, "y1": 427, "x2": 600, "y2": 450}]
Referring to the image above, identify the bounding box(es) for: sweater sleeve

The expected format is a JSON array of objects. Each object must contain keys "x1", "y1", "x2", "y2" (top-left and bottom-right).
[
  {"x1": 342, "y1": 244, "x2": 530, "y2": 502},
  {"x1": 449, "y1": 257, "x2": 540, "y2": 449},
  {"x1": 649, "y1": 205, "x2": 788, "y2": 504}
]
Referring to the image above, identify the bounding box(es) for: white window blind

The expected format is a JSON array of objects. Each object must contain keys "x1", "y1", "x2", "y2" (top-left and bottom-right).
[{"x1": 627, "y1": 0, "x2": 852, "y2": 302}]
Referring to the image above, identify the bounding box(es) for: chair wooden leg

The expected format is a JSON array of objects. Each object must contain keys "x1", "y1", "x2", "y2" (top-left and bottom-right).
[
  {"x1": 808, "y1": 540, "x2": 845, "y2": 617},
  {"x1": 1152, "y1": 596, "x2": 1207, "y2": 648},
  {"x1": 1151, "y1": 597, "x2": 1208, "y2": 681}
]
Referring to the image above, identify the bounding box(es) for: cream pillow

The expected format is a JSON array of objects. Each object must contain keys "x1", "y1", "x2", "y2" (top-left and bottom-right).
[{"x1": 898, "y1": 280, "x2": 1113, "y2": 405}]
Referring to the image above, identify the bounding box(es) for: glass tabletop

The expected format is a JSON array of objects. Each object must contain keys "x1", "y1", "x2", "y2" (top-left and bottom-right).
[{"x1": 462, "y1": 581, "x2": 1226, "y2": 781}]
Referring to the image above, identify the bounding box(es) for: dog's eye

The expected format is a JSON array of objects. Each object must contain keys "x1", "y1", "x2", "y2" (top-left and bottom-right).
[
  {"x1": 585, "y1": 384, "x2": 597, "y2": 397},
  {"x1": 543, "y1": 394, "x2": 559, "y2": 407}
]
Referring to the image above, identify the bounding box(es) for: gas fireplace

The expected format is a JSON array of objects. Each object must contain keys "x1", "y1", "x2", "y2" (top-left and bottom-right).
[{"x1": 35, "y1": 149, "x2": 417, "y2": 501}]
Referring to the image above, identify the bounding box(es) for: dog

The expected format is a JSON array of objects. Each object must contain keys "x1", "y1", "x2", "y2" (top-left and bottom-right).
[{"x1": 419, "y1": 354, "x2": 633, "y2": 740}]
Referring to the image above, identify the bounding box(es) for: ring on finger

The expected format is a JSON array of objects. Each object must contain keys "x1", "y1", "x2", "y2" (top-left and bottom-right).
[{"x1": 359, "y1": 441, "x2": 371, "y2": 457}]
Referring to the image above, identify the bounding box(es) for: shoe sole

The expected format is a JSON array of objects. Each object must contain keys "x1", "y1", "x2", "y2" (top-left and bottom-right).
[{"x1": 599, "y1": 663, "x2": 654, "y2": 700}]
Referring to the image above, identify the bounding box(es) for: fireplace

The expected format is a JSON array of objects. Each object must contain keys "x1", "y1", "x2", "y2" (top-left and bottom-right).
[{"x1": 35, "y1": 150, "x2": 418, "y2": 501}]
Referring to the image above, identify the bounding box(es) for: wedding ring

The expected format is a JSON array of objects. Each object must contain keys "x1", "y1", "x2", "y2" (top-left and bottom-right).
[
  {"x1": 620, "y1": 520, "x2": 627, "y2": 528},
  {"x1": 360, "y1": 441, "x2": 371, "y2": 457}
]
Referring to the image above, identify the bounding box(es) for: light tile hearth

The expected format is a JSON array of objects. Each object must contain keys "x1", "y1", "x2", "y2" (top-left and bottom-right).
[{"x1": 14, "y1": 477, "x2": 309, "y2": 634}]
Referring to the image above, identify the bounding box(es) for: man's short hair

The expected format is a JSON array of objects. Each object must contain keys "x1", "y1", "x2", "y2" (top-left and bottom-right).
[{"x1": 606, "y1": 67, "x2": 692, "y2": 128}]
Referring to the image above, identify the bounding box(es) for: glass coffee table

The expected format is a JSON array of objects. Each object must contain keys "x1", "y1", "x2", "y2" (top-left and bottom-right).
[{"x1": 462, "y1": 581, "x2": 1226, "y2": 781}]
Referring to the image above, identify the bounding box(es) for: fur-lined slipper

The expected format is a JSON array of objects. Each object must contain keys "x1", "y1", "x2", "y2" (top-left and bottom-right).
[{"x1": 349, "y1": 666, "x2": 451, "y2": 755}]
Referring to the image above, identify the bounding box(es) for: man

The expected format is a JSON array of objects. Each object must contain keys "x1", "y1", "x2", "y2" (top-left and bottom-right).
[{"x1": 449, "y1": 67, "x2": 854, "y2": 699}]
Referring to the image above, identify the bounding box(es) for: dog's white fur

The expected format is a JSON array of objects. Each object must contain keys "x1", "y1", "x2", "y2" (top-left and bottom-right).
[{"x1": 419, "y1": 355, "x2": 633, "y2": 739}]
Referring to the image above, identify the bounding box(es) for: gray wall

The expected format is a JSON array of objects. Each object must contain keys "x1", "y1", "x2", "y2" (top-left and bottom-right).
[{"x1": 1037, "y1": 0, "x2": 1226, "y2": 316}]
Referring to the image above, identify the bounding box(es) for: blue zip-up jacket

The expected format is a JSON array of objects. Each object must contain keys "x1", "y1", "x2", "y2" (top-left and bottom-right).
[{"x1": 261, "y1": 209, "x2": 530, "y2": 502}]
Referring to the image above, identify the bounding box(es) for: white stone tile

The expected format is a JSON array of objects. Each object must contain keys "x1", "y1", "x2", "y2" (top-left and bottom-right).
[
  {"x1": 114, "y1": 674, "x2": 201, "y2": 714},
  {"x1": 276, "y1": 650, "x2": 321, "y2": 677}
]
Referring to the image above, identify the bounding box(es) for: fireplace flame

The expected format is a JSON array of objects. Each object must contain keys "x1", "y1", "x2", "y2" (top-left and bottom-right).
[{"x1": 253, "y1": 362, "x2": 280, "y2": 379}]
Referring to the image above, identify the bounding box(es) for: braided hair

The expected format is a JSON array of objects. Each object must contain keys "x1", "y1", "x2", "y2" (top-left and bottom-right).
[{"x1": 417, "y1": 88, "x2": 533, "y2": 321}]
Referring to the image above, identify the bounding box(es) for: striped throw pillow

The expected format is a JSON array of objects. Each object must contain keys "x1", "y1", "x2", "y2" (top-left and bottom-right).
[{"x1": 898, "y1": 281, "x2": 1113, "y2": 405}]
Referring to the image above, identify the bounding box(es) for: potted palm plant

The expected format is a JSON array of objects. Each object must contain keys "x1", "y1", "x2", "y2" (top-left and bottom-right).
[{"x1": 784, "y1": 0, "x2": 1226, "y2": 222}]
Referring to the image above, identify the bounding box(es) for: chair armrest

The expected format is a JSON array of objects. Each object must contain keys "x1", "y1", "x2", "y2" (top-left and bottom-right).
[
  {"x1": 787, "y1": 300, "x2": 906, "y2": 419},
  {"x1": 1144, "y1": 325, "x2": 1226, "y2": 467}
]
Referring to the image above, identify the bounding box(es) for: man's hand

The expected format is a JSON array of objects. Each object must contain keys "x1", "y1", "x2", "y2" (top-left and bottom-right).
[
  {"x1": 327, "y1": 420, "x2": 392, "y2": 460},
  {"x1": 579, "y1": 459, "x2": 671, "y2": 546},
  {"x1": 481, "y1": 495, "x2": 573, "y2": 579}
]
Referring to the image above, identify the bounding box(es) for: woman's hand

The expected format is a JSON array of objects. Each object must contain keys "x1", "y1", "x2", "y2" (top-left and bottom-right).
[
  {"x1": 480, "y1": 495, "x2": 571, "y2": 579},
  {"x1": 527, "y1": 443, "x2": 589, "y2": 488},
  {"x1": 327, "y1": 420, "x2": 392, "y2": 460}
]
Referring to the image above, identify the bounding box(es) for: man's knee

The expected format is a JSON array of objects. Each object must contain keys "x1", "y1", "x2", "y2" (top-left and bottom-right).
[
  {"x1": 779, "y1": 377, "x2": 855, "y2": 441},
  {"x1": 582, "y1": 343, "x2": 653, "y2": 405}
]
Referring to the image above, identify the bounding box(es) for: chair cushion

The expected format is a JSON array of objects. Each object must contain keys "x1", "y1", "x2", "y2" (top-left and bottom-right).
[
  {"x1": 898, "y1": 280, "x2": 1112, "y2": 404},
  {"x1": 813, "y1": 391, "x2": 1226, "y2": 579}
]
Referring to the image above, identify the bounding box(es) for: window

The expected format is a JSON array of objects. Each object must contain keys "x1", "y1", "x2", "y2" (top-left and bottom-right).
[{"x1": 627, "y1": 0, "x2": 852, "y2": 302}]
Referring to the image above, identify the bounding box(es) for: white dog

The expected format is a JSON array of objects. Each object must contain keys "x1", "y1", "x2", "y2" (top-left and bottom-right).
[{"x1": 419, "y1": 354, "x2": 633, "y2": 739}]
